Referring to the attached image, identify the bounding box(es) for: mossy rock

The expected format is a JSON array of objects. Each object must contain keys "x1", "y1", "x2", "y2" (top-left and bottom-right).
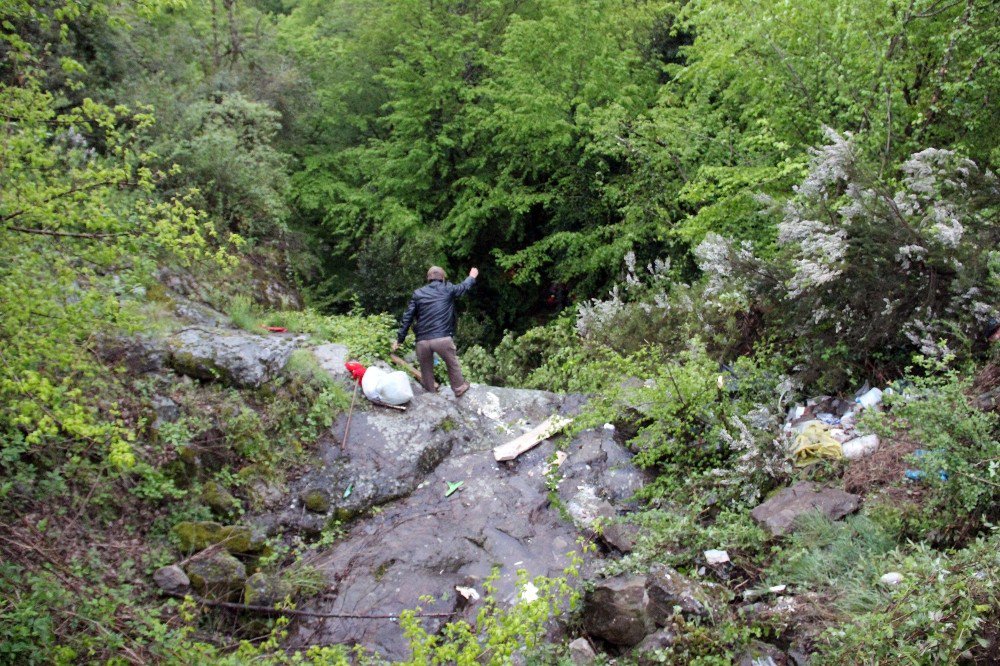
[
  {"x1": 243, "y1": 572, "x2": 294, "y2": 607},
  {"x1": 237, "y1": 466, "x2": 284, "y2": 510},
  {"x1": 173, "y1": 521, "x2": 265, "y2": 554},
  {"x1": 301, "y1": 488, "x2": 331, "y2": 514},
  {"x1": 202, "y1": 481, "x2": 240, "y2": 517},
  {"x1": 185, "y1": 551, "x2": 246, "y2": 600}
]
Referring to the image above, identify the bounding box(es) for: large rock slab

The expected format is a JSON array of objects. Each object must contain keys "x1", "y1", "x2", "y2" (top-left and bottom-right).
[
  {"x1": 310, "y1": 343, "x2": 351, "y2": 382},
  {"x1": 558, "y1": 428, "x2": 648, "y2": 548},
  {"x1": 750, "y1": 481, "x2": 860, "y2": 536},
  {"x1": 167, "y1": 327, "x2": 297, "y2": 388},
  {"x1": 277, "y1": 385, "x2": 644, "y2": 661}
]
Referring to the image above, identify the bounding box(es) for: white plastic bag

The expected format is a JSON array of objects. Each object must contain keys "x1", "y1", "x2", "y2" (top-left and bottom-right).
[
  {"x1": 361, "y1": 367, "x2": 413, "y2": 405},
  {"x1": 378, "y1": 370, "x2": 413, "y2": 405}
]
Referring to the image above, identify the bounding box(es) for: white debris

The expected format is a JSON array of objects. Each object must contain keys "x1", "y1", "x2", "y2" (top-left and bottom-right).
[
  {"x1": 880, "y1": 572, "x2": 904, "y2": 586},
  {"x1": 455, "y1": 585, "x2": 480, "y2": 601},
  {"x1": 842, "y1": 434, "x2": 879, "y2": 460},
  {"x1": 603, "y1": 423, "x2": 615, "y2": 431},
  {"x1": 520, "y1": 582, "x2": 539, "y2": 603},
  {"x1": 856, "y1": 387, "x2": 884, "y2": 409},
  {"x1": 768, "y1": 584, "x2": 787, "y2": 593},
  {"x1": 704, "y1": 549, "x2": 731, "y2": 565}
]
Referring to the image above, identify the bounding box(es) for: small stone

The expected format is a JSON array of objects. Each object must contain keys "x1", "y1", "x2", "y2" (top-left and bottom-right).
[
  {"x1": 704, "y1": 549, "x2": 730, "y2": 565},
  {"x1": 153, "y1": 564, "x2": 190, "y2": 594},
  {"x1": 244, "y1": 572, "x2": 294, "y2": 606},
  {"x1": 568, "y1": 637, "x2": 597, "y2": 665},
  {"x1": 185, "y1": 551, "x2": 246, "y2": 600},
  {"x1": 635, "y1": 628, "x2": 679, "y2": 665},
  {"x1": 880, "y1": 572, "x2": 903, "y2": 586},
  {"x1": 202, "y1": 481, "x2": 240, "y2": 517},
  {"x1": 737, "y1": 640, "x2": 787, "y2": 666}
]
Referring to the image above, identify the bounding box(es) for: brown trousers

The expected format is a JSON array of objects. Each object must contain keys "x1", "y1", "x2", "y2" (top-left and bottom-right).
[{"x1": 415, "y1": 336, "x2": 466, "y2": 393}]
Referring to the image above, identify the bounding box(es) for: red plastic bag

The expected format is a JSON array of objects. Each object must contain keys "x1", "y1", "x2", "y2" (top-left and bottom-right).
[{"x1": 344, "y1": 361, "x2": 366, "y2": 382}]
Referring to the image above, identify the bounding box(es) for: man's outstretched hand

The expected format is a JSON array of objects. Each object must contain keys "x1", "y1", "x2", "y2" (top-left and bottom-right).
[{"x1": 469, "y1": 267, "x2": 479, "y2": 279}]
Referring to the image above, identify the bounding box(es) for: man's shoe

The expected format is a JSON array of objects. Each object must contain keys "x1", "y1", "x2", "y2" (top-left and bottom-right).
[{"x1": 453, "y1": 382, "x2": 470, "y2": 398}]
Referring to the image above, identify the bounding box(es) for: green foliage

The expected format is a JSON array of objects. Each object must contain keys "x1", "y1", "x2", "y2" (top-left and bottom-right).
[
  {"x1": 399, "y1": 561, "x2": 582, "y2": 666},
  {"x1": 866, "y1": 357, "x2": 1000, "y2": 543},
  {"x1": 769, "y1": 513, "x2": 899, "y2": 611},
  {"x1": 813, "y1": 529, "x2": 1000, "y2": 665},
  {"x1": 604, "y1": 508, "x2": 769, "y2": 577},
  {"x1": 155, "y1": 93, "x2": 291, "y2": 238}
]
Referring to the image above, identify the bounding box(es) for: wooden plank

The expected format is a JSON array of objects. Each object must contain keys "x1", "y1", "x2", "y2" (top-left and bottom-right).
[
  {"x1": 493, "y1": 415, "x2": 573, "y2": 462},
  {"x1": 389, "y1": 353, "x2": 422, "y2": 382}
]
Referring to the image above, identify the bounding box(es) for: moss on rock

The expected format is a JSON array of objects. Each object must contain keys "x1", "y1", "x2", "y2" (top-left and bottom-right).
[
  {"x1": 301, "y1": 488, "x2": 331, "y2": 514},
  {"x1": 185, "y1": 551, "x2": 246, "y2": 600},
  {"x1": 243, "y1": 572, "x2": 294, "y2": 607},
  {"x1": 173, "y1": 520, "x2": 265, "y2": 554},
  {"x1": 202, "y1": 481, "x2": 240, "y2": 517}
]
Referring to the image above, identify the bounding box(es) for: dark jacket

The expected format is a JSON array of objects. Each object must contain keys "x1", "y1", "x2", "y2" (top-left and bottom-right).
[{"x1": 397, "y1": 277, "x2": 475, "y2": 343}]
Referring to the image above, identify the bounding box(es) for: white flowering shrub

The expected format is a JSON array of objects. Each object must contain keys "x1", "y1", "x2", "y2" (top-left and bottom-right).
[
  {"x1": 576, "y1": 251, "x2": 751, "y2": 356},
  {"x1": 698, "y1": 129, "x2": 1000, "y2": 381}
]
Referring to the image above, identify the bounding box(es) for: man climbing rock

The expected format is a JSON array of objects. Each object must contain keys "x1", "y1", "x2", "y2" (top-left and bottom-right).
[{"x1": 393, "y1": 265, "x2": 478, "y2": 397}]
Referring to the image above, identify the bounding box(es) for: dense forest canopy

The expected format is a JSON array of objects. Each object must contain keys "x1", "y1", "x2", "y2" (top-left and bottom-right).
[{"x1": 2, "y1": 0, "x2": 999, "y2": 662}]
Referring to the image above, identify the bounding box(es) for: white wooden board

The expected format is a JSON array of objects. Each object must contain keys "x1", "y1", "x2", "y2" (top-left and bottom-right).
[{"x1": 493, "y1": 415, "x2": 572, "y2": 462}]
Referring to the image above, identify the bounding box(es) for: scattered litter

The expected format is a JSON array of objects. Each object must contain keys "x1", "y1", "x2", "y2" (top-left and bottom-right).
[
  {"x1": 790, "y1": 423, "x2": 843, "y2": 466},
  {"x1": 789, "y1": 419, "x2": 825, "y2": 434},
  {"x1": 880, "y1": 572, "x2": 903, "y2": 586},
  {"x1": 493, "y1": 415, "x2": 573, "y2": 461},
  {"x1": 543, "y1": 451, "x2": 568, "y2": 475},
  {"x1": 455, "y1": 585, "x2": 480, "y2": 601},
  {"x1": 791, "y1": 405, "x2": 806, "y2": 420},
  {"x1": 520, "y1": 582, "x2": 539, "y2": 603},
  {"x1": 842, "y1": 434, "x2": 879, "y2": 460},
  {"x1": 343, "y1": 483, "x2": 353, "y2": 499},
  {"x1": 768, "y1": 584, "x2": 786, "y2": 593},
  {"x1": 445, "y1": 481, "x2": 464, "y2": 497},
  {"x1": 704, "y1": 549, "x2": 730, "y2": 565},
  {"x1": 905, "y1": 469, "x2": 949, "y2": 482},
  {"x1": 816, "y1": 413, "x2": 841, "y2": 425},
  {"x1": 855, "y1": 387, "x2": 884, "y2": 409},
  {"x1": 829, "y1": 428, "x2": 851, "y2": 443},
  {"x1": 603, "y1": 423, "x2": 615, "y2": 431}
]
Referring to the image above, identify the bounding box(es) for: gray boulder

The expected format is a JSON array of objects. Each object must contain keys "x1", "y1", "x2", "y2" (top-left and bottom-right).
[
  {"x1": 583, "y1": 575, "x2": 651, "y2": 647},
  {"x1": 153, "y1": 564, "x2": 190, "y2": 594},
  {"x1": 167, "y1": 327, "x2": 297, "y2": 388},
  {"x1": 244, "y1": 572, "x2": 295, "y2": 606},
  {"x1": 646, "y1": 564, "x2": 718, "y2": 621},
  {"x1": 750, "y1": 482, "x2": 860, "y2": 536},
  {"x1": 737, "y1": 640, "x2": 788, "y2": 666},
  {"x1": 185, "y1": 551, "x2": 246, "y2": 600},
  {"x1": 568, "y1": 637, "x2": 597, "y2": 665},
  {"x1": 634, "y1": 628, "x2": 679, "y2": 664}
]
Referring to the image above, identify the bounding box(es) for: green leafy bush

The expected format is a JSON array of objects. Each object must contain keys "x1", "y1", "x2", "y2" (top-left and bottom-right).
[{"x1": 865, "y1": 358, "x2": 1000, "y2": 543}]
